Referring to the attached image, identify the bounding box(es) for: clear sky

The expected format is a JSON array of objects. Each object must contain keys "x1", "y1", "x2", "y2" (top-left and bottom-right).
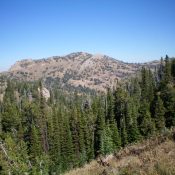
[{"x1": 0, "y1": 0, "x2": 175, "y2": 71}]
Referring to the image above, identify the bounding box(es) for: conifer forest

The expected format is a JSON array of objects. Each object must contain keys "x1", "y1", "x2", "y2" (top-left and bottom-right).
[{"x1": 0, "y1": 56, "x2": 175, "y2": 174}]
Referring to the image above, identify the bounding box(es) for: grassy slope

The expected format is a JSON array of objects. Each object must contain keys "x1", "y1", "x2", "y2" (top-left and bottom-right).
[{"x1": 64, "y1": 130, "x2": 175, "y2": 175}]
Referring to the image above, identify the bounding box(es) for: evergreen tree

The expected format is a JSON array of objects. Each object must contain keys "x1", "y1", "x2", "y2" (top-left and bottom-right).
[
  {"x1": 0, "y1": 134, "x2": 30, "y2": 174},
  {"x1": 30, "y1": 123, "x2": 43, "y2": 161},
  {"x1": 103, "y1": 122, "x2": 114, "y2": 154},
  {"x1": 106, "y1": 88, "x2": 114, "y2": 121},
  {"x1": 157, "y1": 57, "x2": 164, "y2": 82},
  {"x1": 130, "y1": 77, "x2": 141, "y2": 99},
  {"x1": 140, "y1": 67, "x2": 155, "y2": 103},
  {"x1": 109, "y1": 119, "x2": 121, "y2": 150},
  {"x1": 48, "y1": 107, "x2": 61, "y2": 174},
  {"x1": 81, "y1": 109, "x2": 94, "y2": 161},
  {"x1": 3, "y1": 80, "x2": 15, "y2": 103},
  {"x1": 113, "y1": 87, "x2": 127, "y2": 130},
  {"x1": 125, "y1": 99, "x2": 140, "y2": 143},
  {"x1": 120, "y1": 116, "x2": 128, "y2": 147},
  {"x1": 138, "y1": 100, "x2": 155, "y2": 137},
  {"x1": 60, "y1": 109, "x2": 74, "y2": 171},
  {"x1": 1, "y1": 102, "x2": 20, "y2": 132},
  {"x1": 163, "y1": 55, "x2": 172, "y2": 85},
  {"x1": 140, "y1": 67, "x2": 149, "y2": 101},
  {"x1": 153, "y1": 94, "x2": 165, "y2": 131},
  {"x1": 161, "y1": 85, "x2": 175, "y2": 127},
  {"x1": 94, "y1": 102, "x2": 105, "y2": 156},
  {"x1": 148, "y1": 69, "x2": 155, "y2": 102},
  {"x1": 69, "y1": 108, "x2": 80, "y2": 167},
  {"x1": 76, "y1": 108, "x2": 86, "y2": 166}
]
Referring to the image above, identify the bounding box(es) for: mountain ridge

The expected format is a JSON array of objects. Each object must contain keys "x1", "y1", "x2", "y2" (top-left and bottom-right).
[{"x1": 1, "y1": 52, "x2": 160, "y2": 92}]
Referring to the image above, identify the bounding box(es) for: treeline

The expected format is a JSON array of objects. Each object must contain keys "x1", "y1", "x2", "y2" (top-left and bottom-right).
[{"x1": 0, "y1": 56, "x2": 175, "y2": 174}]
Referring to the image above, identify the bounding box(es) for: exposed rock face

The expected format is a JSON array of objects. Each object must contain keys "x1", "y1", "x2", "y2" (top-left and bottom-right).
[
  {"x1": 0, "y1": 78, "x2": 7, "y2": 102},
  {"x1": 1, "y1": 52, "x2": 159, "y2": 92},
  {"x1": 38, "y1": 87, "x2": 50, "y2": 100}
]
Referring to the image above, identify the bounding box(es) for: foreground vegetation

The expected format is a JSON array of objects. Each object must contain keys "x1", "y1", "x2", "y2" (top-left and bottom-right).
[
  {"x1": 64, "y1": 130, "x2": 175, "y2": 175},
  {"x1": 0, "y1": 55, "x2": 175, "y2": 174}
]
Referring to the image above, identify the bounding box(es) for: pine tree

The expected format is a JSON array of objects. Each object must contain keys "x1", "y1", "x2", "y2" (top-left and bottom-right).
[
  {"x1": 94, "y1": 102, "x2": 105, "y2": 156},
  {"x1": 69, "y1": 108, "x2": 80, "y2": 167},
  {"x1": 49, "y1": 107, "x2": 61, "y2": 174},
  {"x1": 163, "y1": 55, "x2": 172, "y2": 84},
  {"x1": 158, "y1": 57, "x2": 175, "y2": 128},
  {"x1": 0, "y1": 134, "x2": 30, "y2": 174},
  {"x1": 103, "y1": 122, "x2": 114, "y2": 154},
  {"x1": 140, "y1": 67, "x2": 149, "y2": 101},
  {"x1": 82, "y1": 110, "x2": 95, "y2": 161},
  {"x1": 130, "y1": 77, "x2": 141, "y2": 99},
  {"x1": 120, "y1": 116, "x2": 128, "y2": 147},
  {"x1": 1, "y1": 102, "x2": 20, "y2": 132},
  {"x1": 125, "y1": 99, "x2": 140, "y2": 143},
  {"x1": 161, "y1": 85, "x2": 175, "y2": 127},
  {"x1": 3, "y1": 80, "x2": 15, "y2": 103},
  {"x1": 113, "y1": 87, "x2": 127, "y2": 130},
  {"x1": 60, "y1": 110, "x2": 74, "y2": 172},
  {"x1": 30, "y1": 123, "x2": 42, "y2": 161},
  {"x1": 109, "y1": 119, "x2": 121, "y2": 150},
  {"x1": 138, "y1": 100, "x2": 155, "y2": 137},
  {"x1": 106, "y1": 88, "x2": 114, "y2": 121},
  {"x1": 148, "y1": 69, "x2": 155, "y2": 102},
  {"x1": 157, "y1": 57, "x2": 164, "y2": 82},
  {"x1": 153, "y1": 95, "x2": 165, "y2": 131},
  {"x1": 77, "y1": 108, "x2": 87, "y2": 166},
  {"x1": 140, "y1": 67, "x2": 155, "y2": 103}
]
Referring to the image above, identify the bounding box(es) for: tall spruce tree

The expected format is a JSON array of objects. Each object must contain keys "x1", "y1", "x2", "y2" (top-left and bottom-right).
[
  {"x1": 60, "y1": 111, "x2": 74, "y2": 171},
  {"x1": 113, "y1": 87, "x2": 127, "y2": 130},
  {"x1": 94, "y1": 101, "x2": 105, "y2": 156},
  {"x1": 153, "y1": 94, "x2": 165, "y2": 131},
  {"x1": 49, "y1": 107, "x2": 61, "y2": 174},
  {"x1": 126, "y1": 99, "x2": 140, "y2": 143},
  {"x1": 30, "y1": 123, "x2": 43, "y2": 161},
  {"x1": 138, "y1": 100, "x2": 155, "y2": 137},
  {"x1": 106, "y1": 88, "x2": 114, "y2": 121},
  {"x1": 120, "y1": 116, "x2": 128, "y2": 147},
  {"x1": 109, "y1": 119, "x2": 121, "y2": 150},
  {"x1": 103, "y1": 122, "x2": 114, "y2": 154},
  {"x1": 163, "y1": 55, "x2": 172, "y2": 85}
]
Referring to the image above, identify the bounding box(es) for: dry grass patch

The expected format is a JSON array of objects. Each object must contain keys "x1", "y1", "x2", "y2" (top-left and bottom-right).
[
  {"x1": 64, "y1": 131, "x2": 175, "y2": 175},
  {"x1": 63, "y1": 160, "x2": 104, "y2": 175}
]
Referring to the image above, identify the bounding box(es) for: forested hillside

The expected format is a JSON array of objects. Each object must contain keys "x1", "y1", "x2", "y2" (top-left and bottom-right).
[{"x1": 0, "y1": 55, "x2": 175, "y2": 174}]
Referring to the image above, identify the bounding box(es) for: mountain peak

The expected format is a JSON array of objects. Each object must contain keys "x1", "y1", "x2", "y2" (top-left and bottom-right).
[{"x1": 3, "y1": 52, "x2": 159, "y2": 92}]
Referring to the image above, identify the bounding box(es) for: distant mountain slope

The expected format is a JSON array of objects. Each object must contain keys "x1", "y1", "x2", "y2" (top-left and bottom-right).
[{"x1": 1, "y1": 52, "x2": 159, "y2": 92}]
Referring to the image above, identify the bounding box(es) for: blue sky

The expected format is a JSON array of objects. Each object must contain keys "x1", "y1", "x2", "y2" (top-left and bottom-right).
[{"x1": 0, "y1": 0, "x2": 175, "y2": 71}]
